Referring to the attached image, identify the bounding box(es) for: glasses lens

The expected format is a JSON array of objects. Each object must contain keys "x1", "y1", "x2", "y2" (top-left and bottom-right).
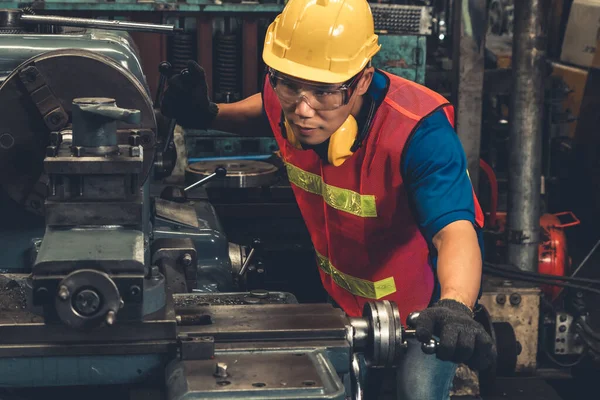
[{"x1": 270, "y1": 74, "x2": 345, "y2": 110}]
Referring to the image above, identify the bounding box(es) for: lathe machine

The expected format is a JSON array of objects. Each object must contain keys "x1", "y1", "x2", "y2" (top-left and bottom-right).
[{"x1": 0, "y1": 9, "x2": 443, "y2": 399}]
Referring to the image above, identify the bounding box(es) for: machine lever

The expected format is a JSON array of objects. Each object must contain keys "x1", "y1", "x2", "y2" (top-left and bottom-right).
[
  {"x1": 160, "y1": 167, "x2": 227, "y2": 203},
  {"x1": 184, "y1": 167, "x2": 227, "y2": 192},
  {"x1": 238, "y1": 238, "x2": 261, "y2": 277},
  {"x1": 155, "y1": 61, "x2": 173, "y2": 109}
]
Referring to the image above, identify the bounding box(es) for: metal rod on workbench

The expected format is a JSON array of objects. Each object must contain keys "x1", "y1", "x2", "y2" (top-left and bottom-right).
[
  {"x1": 20, "y1": 14, "x2": 182, "y2": 34},
  {"x1": 506, "y1": 0, "x2": 550, "y2": 272}
]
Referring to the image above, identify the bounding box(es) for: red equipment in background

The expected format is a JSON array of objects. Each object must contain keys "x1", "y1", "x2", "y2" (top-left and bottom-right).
[{"x1": 479, "y1": 159, "x2": 580, "y2": 300}]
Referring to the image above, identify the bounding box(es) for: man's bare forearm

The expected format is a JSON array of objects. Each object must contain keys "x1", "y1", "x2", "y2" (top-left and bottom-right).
[
  {"x1": 211, "y1": 93, "x2": 271, "y2": 136},
  {"x1": 432, "y1": 220, "x2": 482, "y2": 309}
]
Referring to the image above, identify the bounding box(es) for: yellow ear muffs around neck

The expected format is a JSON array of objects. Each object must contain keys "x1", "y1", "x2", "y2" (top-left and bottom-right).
[
  {"x1": 327, "y1": 115, "x2": 358, "y2": 166},
  {"x1": 283, "y1": 115, "x2": 359, "y2": 167}
]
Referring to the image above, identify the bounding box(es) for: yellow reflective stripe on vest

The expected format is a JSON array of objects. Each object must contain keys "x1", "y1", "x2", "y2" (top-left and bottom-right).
[
  {"x1": 284, "y1": 162, "x2": 377, "y2": 218},
  {"x1": 316, "y1": 252, "x2": 396, "y2": 299}
]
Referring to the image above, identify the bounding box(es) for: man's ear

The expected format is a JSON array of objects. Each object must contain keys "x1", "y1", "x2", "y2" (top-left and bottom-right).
[{"x1": 356, "y1": 67, "x2": 375, "y2": 96}]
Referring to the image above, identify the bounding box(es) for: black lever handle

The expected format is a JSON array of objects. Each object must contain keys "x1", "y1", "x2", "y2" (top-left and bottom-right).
[
  {"x1": 405, "y1": 311, "x2": 439, "y2": 355},
  {"x1": 155, "y1": 61, "x2": 173, "y2": 108}
]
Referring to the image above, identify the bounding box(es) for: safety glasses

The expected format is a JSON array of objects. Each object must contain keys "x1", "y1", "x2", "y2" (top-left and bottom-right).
[{"x1": 268, "y1": 68, "x2": 365, "y2": 111}]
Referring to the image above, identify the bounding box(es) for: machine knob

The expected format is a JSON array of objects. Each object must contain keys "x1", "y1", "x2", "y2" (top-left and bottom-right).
[
  {"x1": 406, "y1": 311, "x2": 439, "y2": 355},
  {"x1": 406, "y1": 311, "x2": 420, "y2": 327},
  {"x1": 183, "y1": 166, "x2": 227, "y2": 192},
  {"x1": 421, "y1": 339, "x2": 438, "y2": 355}
]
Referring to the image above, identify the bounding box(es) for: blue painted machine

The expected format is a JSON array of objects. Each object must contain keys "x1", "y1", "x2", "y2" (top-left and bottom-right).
[{"x1": 0, "y1": 9, "x2": 438, "y2": 399}]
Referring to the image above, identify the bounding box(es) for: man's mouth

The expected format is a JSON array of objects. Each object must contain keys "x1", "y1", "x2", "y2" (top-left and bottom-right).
[{"x1": 293, "y1": 123, "x2": 317, "y2": 136}]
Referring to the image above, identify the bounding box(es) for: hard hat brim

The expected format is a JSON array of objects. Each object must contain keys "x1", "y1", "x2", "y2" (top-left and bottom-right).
[{"x1": 262, "y1": 44, "x2": 379, "y2": 85}]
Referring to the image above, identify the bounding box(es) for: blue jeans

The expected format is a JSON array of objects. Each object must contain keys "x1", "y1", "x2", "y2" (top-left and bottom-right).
[
  {"x1": 362, "y1": 338, "x2": 457, "y2": 400},
  {"x1": 396, "y1": 338, "x2": 457, "y2": 400}
]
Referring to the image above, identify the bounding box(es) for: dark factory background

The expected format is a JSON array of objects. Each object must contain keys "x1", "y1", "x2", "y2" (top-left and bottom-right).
[{"x1": 1, "y1": 1, "x2": 600, "y2": 400}]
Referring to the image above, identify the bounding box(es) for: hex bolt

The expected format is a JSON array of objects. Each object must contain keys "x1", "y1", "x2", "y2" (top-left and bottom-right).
[
  {"x1": 214, "y1": 362, "x2": 228, "y2": 378},
  {"x1": 496, "y1": 294, "x2": 506, "y2": 305},
  {"x1": 49, "y1": 131, "x2": 62, "y2": 146},
  {"x1": 46, "y1": 145, "x2": 57, "y2": 157},
  {"x1": 150, "y1": 265, "x2": 160, "y2": 277},
  {"x1": 128, "y1": 133, "x2": 141, "y2": 146},
  {"x1": 58, "y1": 285, "x2": 70, "y2": 301},
  {"x1": 181, "y1": 253, "x2": 193, "y2": 267},
  {"x1": 129, "y1": 146, "x2": 141, "y2": 157},
  {"x1": 509, "y1": 293, "x2": 521, "y2": 306}
]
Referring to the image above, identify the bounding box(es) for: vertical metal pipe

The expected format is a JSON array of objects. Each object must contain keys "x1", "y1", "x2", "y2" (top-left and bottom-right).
[
  {"x1": 506, "y1": 0, "x2": 549, "y2": 272},
  {"x1": 451, "y1": 0, "x2": 488, "y2": 194}
]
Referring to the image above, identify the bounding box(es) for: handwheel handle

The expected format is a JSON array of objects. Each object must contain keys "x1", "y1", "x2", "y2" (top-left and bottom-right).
[{"x1": 406, "y1": 312, "x2": 439, "y2": 355}]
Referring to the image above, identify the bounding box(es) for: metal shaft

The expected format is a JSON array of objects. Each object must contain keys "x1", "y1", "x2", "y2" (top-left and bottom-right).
[
  {"x1": 20, "y1": 14, "x2": 181, "y2": 34},
  {"x1": 238, "y1": 247, "x2": 256, "y2": 277},
  {"x1": 184, "y1": 172, "x2": 217, "y2": 192},
  {"x1": 451, "y1": 0, "x2": 488, "y2": 194},
  {"x1": 506, "y1": 0, "x2": 549, "y2": 272}
]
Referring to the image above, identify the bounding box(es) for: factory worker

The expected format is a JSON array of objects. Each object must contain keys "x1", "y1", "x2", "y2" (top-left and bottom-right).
[{"x1": 161, "y1": 0, "x2": 496, "y2": 398}]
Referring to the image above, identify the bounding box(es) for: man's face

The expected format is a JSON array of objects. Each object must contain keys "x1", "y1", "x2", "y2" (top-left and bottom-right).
[{"x1": 270, "y1": 68, "x2": 374, "y2": 146}]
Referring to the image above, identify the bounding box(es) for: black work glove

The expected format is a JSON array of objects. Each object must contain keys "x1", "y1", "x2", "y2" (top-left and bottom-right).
[
  {"x1": 160, "y1": 60, "x2": 219, "y2": 130},
  {"x1": 412, "y1": 299, "x2": 497, "y2": 371}
]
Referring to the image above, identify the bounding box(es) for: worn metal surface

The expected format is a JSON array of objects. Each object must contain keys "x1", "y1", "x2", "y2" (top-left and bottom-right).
[
  {"x1": 155, "y1": 198, "x2": 200, "y2": 229},
  {"x1": 479, "y1": 278, "x2": 541, "y2": 373},
  {"x1": 506, "y1": 0, "x2": 549, "y2": 272},
  {"x1": 372, "y1": 35, "x2": 427, "y2": 84},
  {"x1": 45, "y1": 199, "x2": 143, "y2": 227},
  {"x1": 166, "y1": 352, "x2": 346, "y2": 400},
  {"x1": 175, "y1": 291, "x2": 298, "y2": 306},
  {"x1": 553, "y1": 312, "x2": 584, "y2": 356},
  {"x1": 451, "y1": 0, "x2": 488, "y2": 193},
  {"x1": 33, "y1": 227, "x2": 144, "y2": 274},
  {"x1": 178, "y1": 303, "x2": 349, "y2": 341}
]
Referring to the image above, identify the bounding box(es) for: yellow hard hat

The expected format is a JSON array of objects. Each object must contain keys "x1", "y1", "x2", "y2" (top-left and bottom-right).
[{"x1": 262, "y1": 0, "x2": 380, "y2": 84}]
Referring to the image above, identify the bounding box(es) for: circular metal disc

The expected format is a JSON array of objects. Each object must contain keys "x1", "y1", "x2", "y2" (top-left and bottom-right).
[
  {"x1": 362, "y1": 300, "x2": 405, "y2": 368},
  {"x1": 0, "y1": 49, "x2": 156, "y2": 214},
  {"x1": 55, "y1": 269, "x2": 121, "y2": 330},
  {"x1": 185, "y1": 160, "x2": 278, "y2": 188}
]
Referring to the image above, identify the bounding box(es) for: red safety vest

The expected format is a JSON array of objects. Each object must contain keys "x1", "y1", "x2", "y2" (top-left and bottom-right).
[{"x1": 262, "y1": 71, "x2": 484, "y2": 322}]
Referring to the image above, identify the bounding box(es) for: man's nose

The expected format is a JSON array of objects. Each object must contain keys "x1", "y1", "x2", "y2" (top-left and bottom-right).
[{"x1": 294, "y1": 97, "x2": 316, "y2": 118}]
